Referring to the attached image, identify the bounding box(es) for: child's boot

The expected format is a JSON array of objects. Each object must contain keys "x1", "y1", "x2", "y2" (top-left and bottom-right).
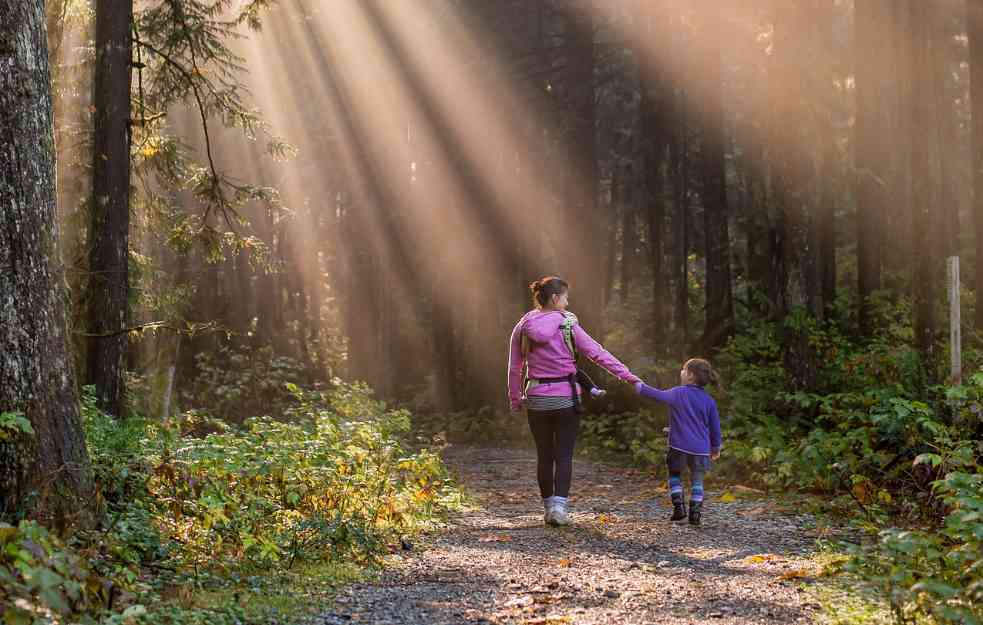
[
  {"x1": 688, "y1": 500, "x2": 702, "y2": 526},
  {"x1": 670, "y1": 492, "x2": 687, "y2": 521}
]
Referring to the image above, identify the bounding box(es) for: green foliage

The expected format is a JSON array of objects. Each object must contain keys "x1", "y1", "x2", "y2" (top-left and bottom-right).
[
  {"x1": 0, "y1": 520, "x2": 111, "y2": 625},
  {"x1": 1, "y1": 383, "x2": 457, "y2": 625},
  {"x1": 846, "y1": 472, "x2": 983, "y2": 625},
  {"x1": 183, "y1": 344, "x2": 308, "y2": 421},
  {"x1": 0, "y1": 412, "x2": 34, "y2": 441},
  {"x1": 579, "y1": 408, "x2": 668, "y2": 468}
]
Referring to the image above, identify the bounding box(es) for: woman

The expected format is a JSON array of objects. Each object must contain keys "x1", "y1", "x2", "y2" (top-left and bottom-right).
[{"x1": 507, "y1": 276, "x2": 640, "y2": 526}]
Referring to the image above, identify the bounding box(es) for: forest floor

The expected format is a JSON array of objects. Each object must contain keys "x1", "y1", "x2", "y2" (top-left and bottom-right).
[{"x1": 311, "y1": 446, "x2": 849, "y2": 625}]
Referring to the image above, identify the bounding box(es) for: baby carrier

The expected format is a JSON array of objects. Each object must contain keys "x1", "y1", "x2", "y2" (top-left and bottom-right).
[{"x1": 522, "y1": 312, "x2": 599, "y2": 413}]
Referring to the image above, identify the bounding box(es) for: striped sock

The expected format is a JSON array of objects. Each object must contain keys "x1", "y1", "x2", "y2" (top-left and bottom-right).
[
  {"x1": 552, "y1": 496, "x2": 568, "y2": 509},
  {"x1": 669, "y1": 475, "x2": 683, "y2": 497},
  {"x1": 691, "y1": 473, "x2": 705, "y2": 503},
  {"x1": 543, "y1": 496, "x2": 554, "y2": 511}
]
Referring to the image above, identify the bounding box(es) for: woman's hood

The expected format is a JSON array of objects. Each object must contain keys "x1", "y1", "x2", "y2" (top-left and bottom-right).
[{"x1": 523, "y1": 310, "x2": 565, "y2": 343}]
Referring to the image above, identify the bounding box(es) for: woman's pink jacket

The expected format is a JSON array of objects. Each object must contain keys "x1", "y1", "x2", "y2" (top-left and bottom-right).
[{"x1": 507, "y1": 309, "x2": 640, "y2": 412}]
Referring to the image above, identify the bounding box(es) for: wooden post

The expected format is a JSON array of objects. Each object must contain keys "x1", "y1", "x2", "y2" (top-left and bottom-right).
[{"x1": 949, "y1": 256, "x2": 962, "y2": 384}]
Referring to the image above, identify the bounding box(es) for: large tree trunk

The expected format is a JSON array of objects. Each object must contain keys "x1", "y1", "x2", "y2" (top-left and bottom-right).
[
  {"x1": 87, "y1": 0, "x2": 133, "y2": 416},
  {"x1": 855, "y1": 0, "x2": 891, "y2": 334},
  {"x1": 0, "y1": 0, "x2": 94, "y2": 518},
  {"x1": 969, "y1": 0, "x2": 983, "y2": 333}
]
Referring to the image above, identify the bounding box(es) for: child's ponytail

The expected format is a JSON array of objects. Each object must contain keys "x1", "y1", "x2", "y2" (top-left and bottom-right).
[{"x1": 684, "y1": 358, "x2": 722, "y2": 389}]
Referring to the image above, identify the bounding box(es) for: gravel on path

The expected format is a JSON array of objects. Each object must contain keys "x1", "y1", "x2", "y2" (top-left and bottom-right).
[{"x1": 313, "y1": 446, "x2": 828, "y2": 625}]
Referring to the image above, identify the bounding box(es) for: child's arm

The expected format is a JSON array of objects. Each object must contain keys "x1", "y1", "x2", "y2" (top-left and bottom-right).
[
  {"x1": 572, "y1": 325, "x2": 641, "y2": 384},
  {"x1": 634, "y1": 382, "x2": 679, "y2": 406},
  {"x1": 507, "y1": 319, "x2": 527, "y2": 412},
  {"x1": 708, "y1": 401, "x2": 722, "y2": 458}
]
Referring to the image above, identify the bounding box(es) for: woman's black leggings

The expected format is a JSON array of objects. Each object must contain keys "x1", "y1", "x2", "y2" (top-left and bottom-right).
[{"x1": 527, "y1": 407, "x2": 581, "y2": 498}]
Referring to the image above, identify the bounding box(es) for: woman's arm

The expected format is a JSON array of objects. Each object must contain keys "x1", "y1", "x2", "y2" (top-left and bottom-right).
[
  {"x1": 507, "y1": 318, "x2": 527, "y2": 411},
  {"x1": 572, "y1": 325, "x2": 641, "y2": 384}
]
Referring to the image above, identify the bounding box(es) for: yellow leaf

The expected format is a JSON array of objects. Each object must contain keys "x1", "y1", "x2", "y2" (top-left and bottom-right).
[
  {"x1": 745, "y1": 554, "x2": 780, "y2": 564},
  {"x1": 478, "y1": 534, "x2": 512, "y2": 543},
  {"x1": 777, "y1": 568, "x2": 812, "y2": 581},
  {"x1": 719, "y1": 491, "x2": 737, "y2": 503},
  {"x1": 557, "y1": 558, "x2": 572, "y2": 567}
]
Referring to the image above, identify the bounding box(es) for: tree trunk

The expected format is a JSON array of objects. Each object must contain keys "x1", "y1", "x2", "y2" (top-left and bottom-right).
[
  {"x1": 671, "y1": 87, "x2": 690, "y2": 356},
  {"x1": 0, "y1": 0, "x2": 94, "y2": 518},
  {"x1": 855, "y1": 0, "x2": 890, "y2": 334},
  {"x1": 564, "y1": 1, "x2": 603, "y2": 333},
  {"x1": 910, "y1": 0, "x2": 940, "y2": 373},
  {"x1": 619, "y1": 164, "x2": 638, "y2": 301},
  {"x1": 932, "y1": 0, "x2": 960, "y2": 262},
  {"x1": 970, "y1": 0, "x2": 983, "y2": 332},
  {"x1": 698, "y1": 10, "x2": 734, "y2": 352},
  {"x1": 637, "y1": 2, "x2": 670, "y2": 352},
  {"x1": 87, "y1": 0, "x2": 133, "y2": 417},
  {"x1": 817, "y1": 0, "x2": 837, "y2": 314}
]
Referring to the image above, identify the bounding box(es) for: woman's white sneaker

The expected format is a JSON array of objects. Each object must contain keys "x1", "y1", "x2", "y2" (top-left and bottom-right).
[{"x1": 550, "y1": 497, "x2": 570, "y2": 526}]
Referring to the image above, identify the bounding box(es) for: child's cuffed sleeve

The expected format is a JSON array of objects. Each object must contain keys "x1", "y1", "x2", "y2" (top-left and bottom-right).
[
  {"x1": 708, "y1": 401, "x2": 722, "y2": 451},
  {"x1": 635, "y1": 382, "x2": 679, "y2": 406}
]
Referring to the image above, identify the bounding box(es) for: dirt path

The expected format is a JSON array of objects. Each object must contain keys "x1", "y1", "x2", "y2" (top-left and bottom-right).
[{"x1": 316, "y1": 446, "x2": 829, "y2": 625}]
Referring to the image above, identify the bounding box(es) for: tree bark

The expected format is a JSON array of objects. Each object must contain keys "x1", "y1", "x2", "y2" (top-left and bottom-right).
[
  {"x1": 855, "y1": 0, "x2": 890, "y2": 334},
  {"x1": 87, "y1": 0, "x2": 133, "y2": 416},
  {"x1": 910, "y1": 0, "x2": 940, "y2": 372},
  {"x1": 970, "y1": 0, "x2": 983, "y2": 332},
  {"x1": 670, "y1": 87, "x2": 690, "y2": 356},
  {"x1": 619, "y1": 164, "x2": 638, "y2": 301},
  {"x1": 563, "y1": 1, "x2": 603, "y2": 333},
  {"x1": 697, "y1": 10, "x2": 734, "y2": 352},
  {"x1": 0, "y1": 0, "x2": 94, "y2": 518}
]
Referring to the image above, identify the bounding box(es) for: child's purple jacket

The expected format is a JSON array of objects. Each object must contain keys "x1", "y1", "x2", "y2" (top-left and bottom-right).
[
  {"x1": 507, "y1": 309, "x2": 640, "y2": 412},
  {"x1": 637, "y1": 383, "x2": 722, "y2": 456}
]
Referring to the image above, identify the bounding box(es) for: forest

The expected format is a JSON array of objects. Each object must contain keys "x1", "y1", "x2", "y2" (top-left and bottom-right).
[{"x1": 1, "y1": 1, "x2": 981, "y2": 624}]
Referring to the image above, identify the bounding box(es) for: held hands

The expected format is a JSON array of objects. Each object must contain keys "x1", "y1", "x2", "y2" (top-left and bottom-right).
[{"x1": 711, "y1": 449, "x2": 721, "y2": 461}]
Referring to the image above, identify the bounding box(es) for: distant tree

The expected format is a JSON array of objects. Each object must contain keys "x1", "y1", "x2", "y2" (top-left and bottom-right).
[
  {"x1": 855, "y1": 0, "x2": 891, "y2": 334},
  {"x1": 969, "y1": 0, "x2": 983, "y2": 332},
  {"x1": 86, "y1": 0, "x2": 133, "y2": 417}
]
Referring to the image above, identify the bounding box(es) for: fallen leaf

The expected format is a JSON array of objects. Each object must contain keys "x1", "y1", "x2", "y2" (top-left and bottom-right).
[
  {"x1": 719, "y1": 491, "x2": 737, "y2": 503},
  {"x1": 744, "y1": 554, "x2": 781, "y2": 564},
  {"x1": 479, "y1": 534, "x2": 513, "y2": 542},
  {"x1": 557, "y1": 558, "x2": 572, "y2": 567}
]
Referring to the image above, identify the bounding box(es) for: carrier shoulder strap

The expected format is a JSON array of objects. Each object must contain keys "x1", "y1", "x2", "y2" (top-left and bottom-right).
[{"x1": 560, "y1": 311, "x2": 579, "y2": 360}]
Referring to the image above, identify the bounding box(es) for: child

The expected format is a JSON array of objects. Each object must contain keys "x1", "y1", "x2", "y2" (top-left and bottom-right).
[{"x1": 634, "y1": 358, "x2": 722, "y2": 526}]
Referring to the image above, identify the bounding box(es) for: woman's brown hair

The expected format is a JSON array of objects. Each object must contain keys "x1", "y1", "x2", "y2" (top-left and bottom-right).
[{"x1": 529, "y1": 276, "x2": 569, "y2": 308}]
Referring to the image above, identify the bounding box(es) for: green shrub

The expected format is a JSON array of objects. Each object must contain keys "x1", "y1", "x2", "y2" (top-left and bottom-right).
[{"x1": 847, "y1": 472, "x2": 983, "y2": 625}]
